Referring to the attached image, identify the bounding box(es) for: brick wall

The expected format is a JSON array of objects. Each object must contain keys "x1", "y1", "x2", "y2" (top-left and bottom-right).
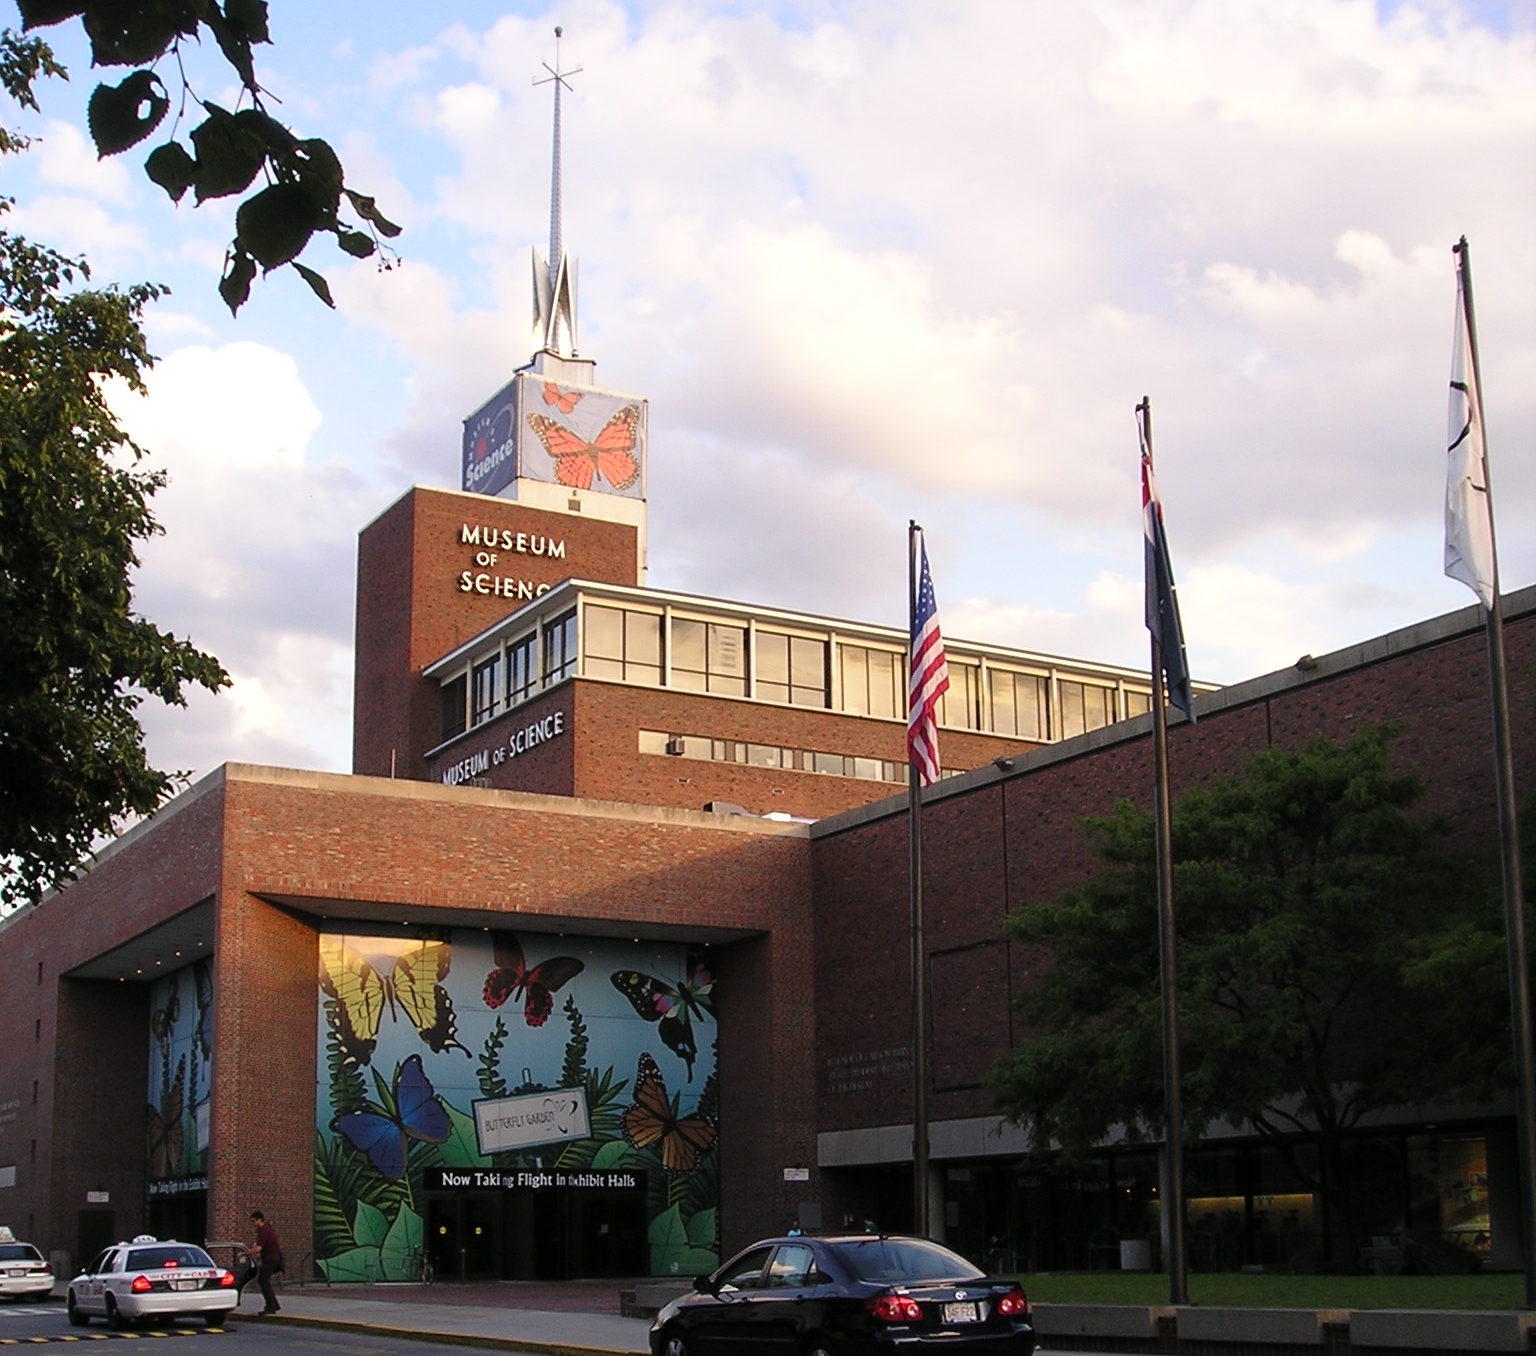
[
  {"x1": 811, "y1": 605, "x2": 1536, "y2": 1135},
  {"x1": 352, "y1": 487, "x2": 640, "y2": 779}
]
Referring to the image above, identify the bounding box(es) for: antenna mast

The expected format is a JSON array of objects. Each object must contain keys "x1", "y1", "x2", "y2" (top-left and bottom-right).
[{"x1": 532, "y1": 27, "x2": 583, "y2": 359}]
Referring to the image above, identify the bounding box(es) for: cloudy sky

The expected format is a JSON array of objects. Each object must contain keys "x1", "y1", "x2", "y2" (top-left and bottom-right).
[{"x1": 6, "y1": 0, "x2": 1536, "y2": 782}]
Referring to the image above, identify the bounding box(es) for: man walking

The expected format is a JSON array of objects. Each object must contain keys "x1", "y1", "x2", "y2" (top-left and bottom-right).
[{"x1": 250, "y1": 1210, "x2": 283, "y2": 1314}]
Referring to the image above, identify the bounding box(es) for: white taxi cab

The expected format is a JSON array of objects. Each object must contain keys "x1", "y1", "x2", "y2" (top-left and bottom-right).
[
  {"x1": 0, "y1": 1227, "x2": 54, "y2": 1301},
  {"x1": 67, "y1": 1236, "x2": 236, "y2": 1328}
]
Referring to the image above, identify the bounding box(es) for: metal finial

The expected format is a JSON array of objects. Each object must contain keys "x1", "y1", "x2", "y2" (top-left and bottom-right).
[{"x1": 534, "y1": 28, "x2": 582, "y2": 277}]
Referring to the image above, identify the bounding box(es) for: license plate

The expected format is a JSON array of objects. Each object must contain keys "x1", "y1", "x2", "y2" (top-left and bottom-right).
[
  {"x1": 942, "y1": 1302, "x2": 979, "y2": 1324},
  {"x1": 172, "y1": 1279, "x2": 199, "y2": 1291}
]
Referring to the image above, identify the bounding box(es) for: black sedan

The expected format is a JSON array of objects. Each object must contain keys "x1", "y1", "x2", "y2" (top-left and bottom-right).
[{"x1": 649, "y1": 1235, "x2": 1034, "y2": 1356}]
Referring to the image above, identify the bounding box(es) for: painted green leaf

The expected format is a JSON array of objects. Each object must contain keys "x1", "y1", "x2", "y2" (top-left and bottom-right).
[
  {"x1": 317, "y1": 1246, "x2": 379, "y2": 1283},
  {"x1": 436, "y1": 1101, "x2": 486, "y2": 1168},
  {"x1": 352, "y1": 1199, "x2": 389, "y2": 1250},
  {"x1": 685, "y1": 1208, "x2": 717, "y2": 1249},
  {"x1": 592, "y1": 1140, "x2": 644, "y2": 1169},
  {"x1": 379, "y1": 1205, "x2": 423, "y2": 1281}
]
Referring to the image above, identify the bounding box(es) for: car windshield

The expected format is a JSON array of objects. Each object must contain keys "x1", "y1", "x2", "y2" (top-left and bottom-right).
[
  {"x1": 830, "y1": 1238, "x2": 984, "y2": 1284},
  {"x1": 0, "y1": 1245, "x2": 41, "y2": 1262},
  {"x1": 125, "y1": 1246, "x2": 213, "y2": 1270}
]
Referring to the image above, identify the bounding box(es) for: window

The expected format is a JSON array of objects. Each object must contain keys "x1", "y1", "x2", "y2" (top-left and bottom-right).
[
  {"x1": 840, "y1": 645, "x2": 902, "y2": 719},
  {"x1": 1059, "y1": 680, "x2": 1115, "y2": 739},
  {"x1": 937, "y1": 662, "x2": 981, "y2": 730},
  {"x1": 757, "y1": 632, "x2": 828, "y2": 707},
  {"x1": 584, "y1": 605, "x2": 663, "y2": 686},
  {"x1": 471, "y1": 654, "x2": 501, "y2": 726},
  {"x1": 671, "y1": 618, "x2": 747, "y2": 696},
  {"x1": 440, "y1": 675, "x2": 467, "y2": 740},
  {"x1": 718, "y1": 1246, "x2": 773, "y2": 1292},
  {"x1": 990, "y1": 670, "x2": 1049, "y2": 740},
  {"x1": 544, "y1": 610, "x2": 578, "y2": 684},
  {"x1": 507, "y1": 632, "x2": 538, "y2": 706},
  {"x1": 1125, "y1": 688, "x2": 1152, "y2": 718},
  {"x1": 766, "y1": 1244, "x2": 816, "y2": 1288}
]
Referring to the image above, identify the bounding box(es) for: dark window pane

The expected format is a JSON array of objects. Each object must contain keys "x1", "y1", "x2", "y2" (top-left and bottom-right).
[
  {"x1": 471, "y1": 655, "x2": 500, "y2": 726},
  {"x1": 440, "y1": 675, "x2": 466, "y2": 740}
]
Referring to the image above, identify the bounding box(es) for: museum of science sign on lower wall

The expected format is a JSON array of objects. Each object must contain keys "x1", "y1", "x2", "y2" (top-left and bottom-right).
[{"x1": 441, "y1": 711, "x2": 567, "y2": 785}]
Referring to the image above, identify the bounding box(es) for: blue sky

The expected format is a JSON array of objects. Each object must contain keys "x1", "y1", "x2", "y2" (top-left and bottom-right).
[{"x1": 5, "y1": 0, "x2": 1534, "y2": 781}]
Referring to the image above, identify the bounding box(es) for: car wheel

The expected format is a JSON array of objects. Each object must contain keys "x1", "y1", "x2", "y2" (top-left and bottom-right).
[
  {"x1": 66, "y1": 1293, "x2": 89, "y2": 1328},
  {"x1": 662, "y1": 1327, "x2": 691, "y2": 1356},
  {"x1": 803, "y1": 1338, "x2": 836, "y2": 1356},
  {"x1": 203, "y1": 1312, "x2": 228, "y2": 1327},
  {"x1": 105, "y1": 1296, "x2": 126, "y2": 1330}
]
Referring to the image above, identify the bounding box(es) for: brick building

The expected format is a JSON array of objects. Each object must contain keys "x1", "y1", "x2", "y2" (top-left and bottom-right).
[{"x1": 1, "y1": 124, "x2": 1531, "y2": 1280}]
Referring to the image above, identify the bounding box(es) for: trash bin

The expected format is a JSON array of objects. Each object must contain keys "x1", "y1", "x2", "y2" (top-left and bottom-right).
[{"x1": 1120, "y1": 1238, "x2": 1152, "y2": 1272}]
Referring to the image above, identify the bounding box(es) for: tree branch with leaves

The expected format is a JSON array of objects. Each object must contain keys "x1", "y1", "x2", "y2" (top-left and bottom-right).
[{"x1": 14, "y1": 0, "x2": 400, "y2": 312}]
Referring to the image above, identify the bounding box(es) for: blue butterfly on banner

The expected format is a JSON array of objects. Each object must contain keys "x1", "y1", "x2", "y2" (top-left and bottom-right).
[{"x1": 331, "y1": 1054, "x2": 451, "y2": 1181}]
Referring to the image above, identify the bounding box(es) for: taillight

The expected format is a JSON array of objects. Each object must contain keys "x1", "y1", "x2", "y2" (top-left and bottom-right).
[
  {"x1": 130, "y1": 1276, "x2": 152, "y2": 1293},
  {"x1": 867, "y1": 1293, "x2": 923, "y2": 1323},
  {"x1": 218, "y1": 1271, "x2": 236, "y2": 1288},
  {"x1": 995, "y1": 1287, "x2": 1028, "y2": 1318}
]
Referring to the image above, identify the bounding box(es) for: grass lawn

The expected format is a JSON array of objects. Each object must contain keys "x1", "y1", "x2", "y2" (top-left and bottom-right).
[{"x1": 1017, "y1": 1271, "x2": 1526, "y2": 1311}]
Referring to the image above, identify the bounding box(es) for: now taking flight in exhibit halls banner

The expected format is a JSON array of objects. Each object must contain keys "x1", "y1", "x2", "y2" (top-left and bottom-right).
[{"x1": 314, "y1": 928, "x2": 716, "y2": 1279}]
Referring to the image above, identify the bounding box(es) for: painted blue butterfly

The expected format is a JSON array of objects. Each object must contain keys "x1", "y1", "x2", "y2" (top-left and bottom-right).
[{"x1": 331, "y1": 1054, "x2": 451, "y2": 1180}]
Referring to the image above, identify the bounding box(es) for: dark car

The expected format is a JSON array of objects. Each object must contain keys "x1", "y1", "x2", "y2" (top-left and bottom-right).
[{"x1": 649, "y1": 1235, "x2": 1034, "y2": 1356}]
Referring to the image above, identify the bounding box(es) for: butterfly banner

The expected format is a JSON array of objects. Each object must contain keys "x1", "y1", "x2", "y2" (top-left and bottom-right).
[
  {"x1": 146, "y1": 962, "x2": 214, "y2": 1185},
  {"x1": 516, "y1": 374, "x2": 647, "y2": 500}
]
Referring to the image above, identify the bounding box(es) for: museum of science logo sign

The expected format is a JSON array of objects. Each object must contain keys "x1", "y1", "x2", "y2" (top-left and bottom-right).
[{"x1": 441, "y1": 711, "x2": 567, "y2": 786}]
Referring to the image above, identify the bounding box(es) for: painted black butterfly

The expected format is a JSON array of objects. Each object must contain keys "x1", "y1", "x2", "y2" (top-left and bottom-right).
[{"x1": 611, "y1": 948, "x2": 714, "y2": 1081}]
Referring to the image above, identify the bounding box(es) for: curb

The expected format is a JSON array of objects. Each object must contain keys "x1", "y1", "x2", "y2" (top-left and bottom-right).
[{"x1": 233, "y1": 1312, "x2": 642, "y2": 1356}]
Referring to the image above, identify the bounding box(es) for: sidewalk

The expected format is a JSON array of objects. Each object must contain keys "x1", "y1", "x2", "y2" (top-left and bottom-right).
[{"x1": 230, "y1": 1282, "x2": 653, "y2": 1356}]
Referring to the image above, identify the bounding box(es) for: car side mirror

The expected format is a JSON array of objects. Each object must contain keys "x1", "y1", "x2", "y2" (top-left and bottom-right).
[{"x1": 693, "y1": 1274, "x2": 715, "y2": 1294}]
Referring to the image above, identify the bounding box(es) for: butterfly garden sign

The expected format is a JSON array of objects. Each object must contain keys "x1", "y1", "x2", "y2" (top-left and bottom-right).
[{"x1": 314, "y1": 929, "x2": 720, "y2": 1281}]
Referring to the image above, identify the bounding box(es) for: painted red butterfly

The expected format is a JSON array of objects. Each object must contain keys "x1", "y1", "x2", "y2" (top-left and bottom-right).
[
  {"x1": 525, "y1": 406, "x2": 641, "y2": 492},
  {"x1": 542, "y1": 382, "x2": 582, "y2": 414},
  {"x1": 482, "y1": 930, "x2": 584, "y2": 1026}
]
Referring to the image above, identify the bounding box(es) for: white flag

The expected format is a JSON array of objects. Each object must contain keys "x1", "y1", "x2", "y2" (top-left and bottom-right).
[{"x1": 1445, "y1": 251, "x2": 1496, "y2": 610}]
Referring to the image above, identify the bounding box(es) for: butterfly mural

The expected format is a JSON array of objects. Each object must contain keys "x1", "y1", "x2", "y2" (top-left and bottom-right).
[
  {"x1": 148, "y1": 1054, "x2": 185, "y2": 1179},
  {"x1": 611, "y1": 948, "x2": 714, "y2": 1080},
  {"x1": 542, "y1": 382, "x2": 581, "y2": 414},
  {"x1": 319, "y1": 934, "x2": 468, "y2": 1067},
  {"x1": 151, "y1": 981, "x2": 180, "y2": 1050},
  {"x1": 621, "y1": 1052, "x2": 717, "y2": 1175},
  {"x1": 525, "y1": 406, "x2": 641, "y2": 492},
  {"x1": 192, "y1": 958, "x2": 213, "y2": 1061},
  {"x1": 482, "y1": 931, "x2": 584, "y2": 1027},
  {"x1": 331, "y1": 1054, "x2": 451, "y2": 1182}
]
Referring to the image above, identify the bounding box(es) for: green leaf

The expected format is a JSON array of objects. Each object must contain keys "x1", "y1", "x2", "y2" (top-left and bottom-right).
[
  {"x1": 685, "y1": 1208, "x2": 717, "y2": 1249},
  {"x1": 235, "y1": 181, "x2": 321, "y2": 270},
  {"x1": 16, "y1": 0, "x2": 87, "y2": 27},
  {"x1": 143, "y1": 141, "x2": 195, "y2": 203},
  {"x1": 436, "y1": 1101, "x2": 486, "y2": 1168},
  {"x1": 292, "y1": 262, "x2": 334, "y2": 308},
  {"x1": 336, "y1": 230, "x2": 374, "y2": 259},
  {"x1": 316, "y1": 1246, "x2": 379, "y2": 1284},
  {"x1": 352, "y1": 1199, "x2": 389, "y2": 1250},
  {"x1": 592, "y1": 1139, "x2": 645, "y2": 1169},
  {"x1": 82, "y1": 2, "x2": 198, "y2": 67},
  {"x1": 188, "y1": 105, "x2": 266, "y2": 202},
  {"x1": 344, "y1": 188, "x2": 402, "y2": 238},
  {"x1": 378, "y1": 1205, "x2": 423, "y2": 1280},
  {"x1": 218, "y1": 249, "x2": 255, "y2": 315},
  {"x1": 224, "y1": 0, "x2": 271, "y2": 43},
  {"x1": 87, "y1": 70, "x2": 168, "y2": 156}
]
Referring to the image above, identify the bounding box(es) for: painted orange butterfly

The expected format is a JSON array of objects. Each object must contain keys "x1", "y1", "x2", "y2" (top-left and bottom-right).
[
  {"x1": 621, "y1": 1052, "x2": 717, "y2": 1175},
  {"x1": 542, "y1": 382, "x2": 581, "y2": 414},
  {"x1": 526, "y1": 406, "x2": 641, "y2": 492}
]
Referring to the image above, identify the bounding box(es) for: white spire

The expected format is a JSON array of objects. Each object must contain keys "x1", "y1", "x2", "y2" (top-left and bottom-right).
[{"x1": 532, "y1": 27, "x2": 582, "y2": 360}]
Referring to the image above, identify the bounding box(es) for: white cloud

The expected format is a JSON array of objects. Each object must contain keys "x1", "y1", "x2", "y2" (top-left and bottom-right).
[
  {"x1": 31, "y1": 119, "x2": 132, "y2": 202},
  {"x1": 9, "y1": 194, "x2": 144, "y2": 265}
]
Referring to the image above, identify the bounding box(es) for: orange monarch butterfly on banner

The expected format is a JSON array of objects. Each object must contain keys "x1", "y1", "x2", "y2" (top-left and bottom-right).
[
  {"x1": 526, "y1": 405, "x2": 641, "y2": 492},
  {"x1": 621, "y1": 1052, "x2": 717, "y2": 1174},
  {"x1": 542, "y1": 382, "x2": 582, "y2": 414}
]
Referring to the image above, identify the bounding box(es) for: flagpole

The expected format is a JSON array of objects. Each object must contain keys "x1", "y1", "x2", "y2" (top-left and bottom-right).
[
  {"x1": 1139, "y1": 398, "x2": 1187, "y2": 1306},
  {"x1": 1454, "y1": 239, "x2": 1536, "y2": 1305},
  {"x1": 907, "y1": 519, "x2": 931, "y2": 1240}
]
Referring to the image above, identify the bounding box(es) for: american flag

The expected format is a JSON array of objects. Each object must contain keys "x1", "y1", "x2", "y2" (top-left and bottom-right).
[{"x1": 907, "y1": 534, "x2": 950, "y2": 786}]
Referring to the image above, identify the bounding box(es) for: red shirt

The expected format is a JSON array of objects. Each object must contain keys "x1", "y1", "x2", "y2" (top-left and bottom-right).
[{"x1": 254, "y1": 1222, "x2": 281, "y2": 1263}]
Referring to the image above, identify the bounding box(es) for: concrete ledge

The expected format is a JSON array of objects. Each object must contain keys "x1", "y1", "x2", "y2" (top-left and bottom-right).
[
  {"x1": 1031, "y1": 1303, "x2": 1171, "y2": 1339},
  {"x1": 1177, "y1": 1307, "x2": 1350, "y2": 1345},
  {"x1": 1350, "y1": 1310, "x2": 1536, "y2": 1352}
]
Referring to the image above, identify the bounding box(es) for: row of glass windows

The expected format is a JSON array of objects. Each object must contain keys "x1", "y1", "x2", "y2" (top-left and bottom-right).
[
  {"x1": 440, "y1": 600, "x2": 1151, "y2": 744},
  {"x1": 638, "y1": 731, "x2": 924, "y2": 785}
]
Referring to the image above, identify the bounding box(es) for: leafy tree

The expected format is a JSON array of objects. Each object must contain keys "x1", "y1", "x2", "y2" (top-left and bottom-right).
[
  {"x1": 11, "y1": 2, "x2": 400, "y2": 313},
  {"x1": 0, "y1": 29, "x2": 227, "y2": 908},
  {"x1": 990, "y1": 724, "x2": 1460, "y2": 1258}
]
